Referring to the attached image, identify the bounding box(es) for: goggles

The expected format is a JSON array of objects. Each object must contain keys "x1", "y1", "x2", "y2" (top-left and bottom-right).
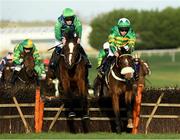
[
  {"x1": 7, "y1": 59, "x2": 13, "y2": 61},
  {"x1": 64, "y1": 16, "x2": 74, "y2": 21},
  {"x1": 24, "y1": 47, "x2": 32, "y2": 50},
  {"x1": 119, "y1": 27, "x2": 129, "y2": 32}
]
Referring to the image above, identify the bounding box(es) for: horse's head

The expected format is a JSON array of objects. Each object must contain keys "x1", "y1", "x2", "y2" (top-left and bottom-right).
[
  {"x1": 22, "y1": 53, "x2": 35, "y2": 77},
  {"x1": 116, "y1": 54, "x2": 135, "y2": 80},
  {"x1": 2, "y1": 62, "x2": 14, "y2": 83},
  {"x1": 61, "y1": 35, "x2": 80, "y2": 69}
]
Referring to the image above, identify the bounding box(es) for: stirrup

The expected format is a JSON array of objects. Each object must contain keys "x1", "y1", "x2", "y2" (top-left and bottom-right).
[
  {"x1": 87, "y1": 62, "x2": 92, "y2": 68},
  {"x1": 68, "y1": 112, "x2": 76, "y2": 118},
  {"x1": 82, "y1": 114, "x2": 89, "y2": 120}
]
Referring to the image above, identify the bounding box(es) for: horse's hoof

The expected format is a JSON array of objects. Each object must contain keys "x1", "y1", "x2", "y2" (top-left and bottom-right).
[
  {"x1": 82, "y1": 115, "x2": 89, "y2": 120},
  {"x1": 116, "y1": 126, "x2": 121, "y2": 134},
  {"x1": 127, "y1": 119, "x2": 134, "y2": 128},
  {"x1": 68, "y1": 112, "x2": 76, "y2": 118}
]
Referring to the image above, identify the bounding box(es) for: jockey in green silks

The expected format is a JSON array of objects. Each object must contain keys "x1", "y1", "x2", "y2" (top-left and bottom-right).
[
  {"x1": 49, "y1": 8, "x2": 91, "y2": 71},
  {"x1": 49, "y1": 8, "x2": 91, "y2": 87},
  {"x1": 101, "y1": 18, "x2": 137, "y2": 75},
  {"x1": 11, "y1": 39, "x2": 46, "y2": 84},
  {"x1": 97, "y1": 42, "x2": 110, "y2": 67}
]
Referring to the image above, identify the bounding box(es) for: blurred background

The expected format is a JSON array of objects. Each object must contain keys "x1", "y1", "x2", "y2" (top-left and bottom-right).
[{"x1": 0, "y1": 0, "x2": 180, "y2": 87}]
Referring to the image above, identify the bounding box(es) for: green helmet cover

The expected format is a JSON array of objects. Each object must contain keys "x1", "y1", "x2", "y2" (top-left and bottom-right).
[
  {"x1": 117, "y1": 18, "x2": 131, "y2": 28},
  {"x1": 22, "y1": 39, "x2": 33, "y2": 49},
  {"x1": 63, "y1": 8, "x2": 75, "y2": 17}
]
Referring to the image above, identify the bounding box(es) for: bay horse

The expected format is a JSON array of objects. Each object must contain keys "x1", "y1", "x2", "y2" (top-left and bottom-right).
[
  {"x1": 58, "y1": 34, "x2": 89, "y2": 119},
  {"x1": 107, "y1": 53, "x2": 136, "y2": 133},
  {"x1": 0, "y1": 52, "x2": 38, "y2": 96}
]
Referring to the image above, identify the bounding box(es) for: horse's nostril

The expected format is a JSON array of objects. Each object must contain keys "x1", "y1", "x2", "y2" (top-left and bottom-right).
[{"x1": 125, "y1": 73, "x2": 133, "y2": 79}]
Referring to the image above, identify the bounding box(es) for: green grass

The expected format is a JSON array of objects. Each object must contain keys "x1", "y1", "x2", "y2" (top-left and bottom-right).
[
  {"x1": 0, "y1": 132, "x2": 180, "y2": 139},
  {"x1": 89, "y1": 52, "x2": 180, "y2": 88}
]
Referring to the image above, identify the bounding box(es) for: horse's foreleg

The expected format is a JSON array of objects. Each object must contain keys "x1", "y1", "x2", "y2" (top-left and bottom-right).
[
  {"x1": 112, "y1": 93, "x2": 121, "y2": 133},
  {"x1": 78, "y1": 79, "x2": 89, "y2": 119},
  {"x1": 62, "y1": 79, "x2": 75, "y2": 117},
  {"x1": 125, "y1": 91, "x2": 134, "y2": 128}
]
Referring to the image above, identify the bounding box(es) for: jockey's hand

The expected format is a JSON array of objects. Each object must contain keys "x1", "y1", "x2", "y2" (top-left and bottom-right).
[
  {"x1": 14, "y1": 65, "x2": 23, "y2": 72},
  {"x1": 114, "y1": 51, "x2": 119, "y2": 57},
  {"x1": 62, "y1": 37, "x2": 66, "y2": 45},
  {"x1": 55, "y1": 40, "x2": 62, "y2": 47},
  {"x1": 123, "y1": 45, "x2": 129, "y2": 51},
  {"x1": 39, "y1": 73, "x2": 46, "y2": 80},
  {"x1": 77, "y1": 38, "x2": 81, "y2": 44}
]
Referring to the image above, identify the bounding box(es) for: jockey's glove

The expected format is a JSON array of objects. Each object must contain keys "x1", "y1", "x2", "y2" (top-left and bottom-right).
[
  {"x1": 55, "y1": 40, "x2": 64, "y2": 47},
  {"x1": 39, "y1": 73, "x2": 46, "y2": 80},
  {"x1": 14, "y1": 65, "x2": 23, "y2": 72},
  {"x1": 124, "y1": 45, "x2": 129, "y2": 51}
]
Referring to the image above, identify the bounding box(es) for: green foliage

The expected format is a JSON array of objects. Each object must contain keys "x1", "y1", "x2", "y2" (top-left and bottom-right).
[{"x1": 89, "y1": 7, "x2": 180, "y2": 50}]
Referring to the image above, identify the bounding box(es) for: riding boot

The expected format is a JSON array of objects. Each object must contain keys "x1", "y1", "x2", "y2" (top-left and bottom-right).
[
  {"x1": 79, "y1": 46, "x2": 92, "y2": 68},
  {"x1": 10, "y1": 70, "x2": 19, "y2": 84},
  {"x1": 101, "y1": 56, "x2": 115, "y2": 76}
]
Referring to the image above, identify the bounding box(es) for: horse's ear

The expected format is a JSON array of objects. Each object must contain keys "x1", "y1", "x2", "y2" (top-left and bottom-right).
[
  {"x1": 141, "y1": 60, "x2": 151, "y2": 76},
  {"x1": 75, "y1": 36, "x2": 78, "y2": 43}
]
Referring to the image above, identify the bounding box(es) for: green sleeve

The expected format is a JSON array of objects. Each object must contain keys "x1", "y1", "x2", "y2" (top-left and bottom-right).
[
  {"x1": 74, "y1": 17, "x2": 82, "y2": 39},
  {"x1": 127, "y1": 28, "x2": 136, "y2": 48},
  {"x1": 32, "y1": 45, "x2": 41, "y2": 65},
  {"x1": 108, "y1": 26, "x2": 118, "y2": 48},
  {"x1": 110, "y1": 46, "x2": 116, "y2": 53},
  {"x1": 54, "y1": 20, "x2": 62, "y2": 41},
  {"x1": 33, "y1": 45, "x2": 45, "y2": 75},
  {"x1": 97, "y1": 49, "x2": 106, "y2": 66},
  {"x1": 13, "y1": 44, "x2": 23, "y2": 65}
]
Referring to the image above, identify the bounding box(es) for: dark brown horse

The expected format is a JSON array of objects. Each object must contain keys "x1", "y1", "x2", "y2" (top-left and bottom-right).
[
  {"x1": 58, "y1": 35, "x2": 89, "y2": 119},
  {"x1": 107, "y1": 54, "x2": 136, "y2": 133},
  {"x1": 1, "y1": 62, "x2": 14, "y2": 88},
  {"x1": 14, "y1": 52, "x2": 38, "y2": 85}
]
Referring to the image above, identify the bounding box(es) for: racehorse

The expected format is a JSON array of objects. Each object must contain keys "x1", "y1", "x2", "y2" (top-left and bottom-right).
[
  {"x1": 1, "y1": 62, "x2": 14, "y2": 88},
  {"x1": 107, "y1": 53, "x2": 136, "y2": 133},
  {"x1": 14, "y1": 52, "x2": 38, "y2": 85},
  {"x1": 58, "y1": 34, "x2": 89, "y2": 119},
  {"x1": 93, "y1": 72, "x2": 108, "y2": 97}
]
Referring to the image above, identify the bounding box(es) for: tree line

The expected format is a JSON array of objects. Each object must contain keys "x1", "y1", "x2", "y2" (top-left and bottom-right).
[{"x1": 89, "y1": 7, "x2": 180, "y2": 50}]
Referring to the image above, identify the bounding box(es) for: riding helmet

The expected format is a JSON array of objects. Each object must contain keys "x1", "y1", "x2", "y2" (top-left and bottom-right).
[{"x1": 22, "y1": 39, "x2": 34, "y2": 49}]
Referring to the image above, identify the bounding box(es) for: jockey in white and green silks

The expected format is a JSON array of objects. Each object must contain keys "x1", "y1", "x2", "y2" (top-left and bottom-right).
[{"x1": 101, "y1": 18, "x2": 136, "y2": 75}]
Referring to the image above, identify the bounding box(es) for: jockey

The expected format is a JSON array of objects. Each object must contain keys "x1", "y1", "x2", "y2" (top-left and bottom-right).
[
  {"x1": 0, "y1": 52, "x2": 14, "y2": 80},
  {"x1": 10, "y1": 39, "x2": 46, "y2": 84},
  {"x1": 49, "y1": 7, "x2": 91, "y2": 87},
  {"x1": 97, "y1": 42, "x2": 110, "y2": 67},
  {"x1": 49, "y1": 8, "x2": 91, "y2": 71},
  {"x1": 101, "y1": 18, "x2": 136, "y2": 75},
  {"x1": 97, "y1": 42, "x2": 110, "y2": 75}
]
